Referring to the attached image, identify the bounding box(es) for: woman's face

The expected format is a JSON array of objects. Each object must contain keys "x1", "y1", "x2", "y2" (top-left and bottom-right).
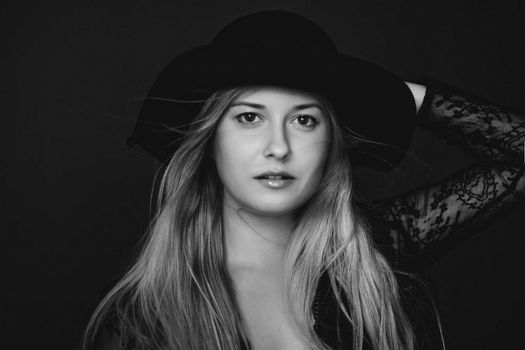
[{"x1": 213, "y1": 86, "x2": 332, "y2": 215}]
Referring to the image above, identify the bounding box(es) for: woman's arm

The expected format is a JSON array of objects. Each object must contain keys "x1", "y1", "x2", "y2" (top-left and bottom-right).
[
  {"x1": 404, "y1": 82, "x2": 427, "y2": 113},
  {"x1": 369, "y1": 78, "x2": 525, "y2": 268}
]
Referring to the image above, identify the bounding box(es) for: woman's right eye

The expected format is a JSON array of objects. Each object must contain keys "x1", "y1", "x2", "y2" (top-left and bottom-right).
[{"x1": 235, "y1": 112, "x2": 262, "y2": 126}]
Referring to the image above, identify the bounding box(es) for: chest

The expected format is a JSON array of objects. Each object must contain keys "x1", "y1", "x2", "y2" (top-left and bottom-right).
[{"x1": 232, "y1": 272, "x2": 311, "y2": 350}]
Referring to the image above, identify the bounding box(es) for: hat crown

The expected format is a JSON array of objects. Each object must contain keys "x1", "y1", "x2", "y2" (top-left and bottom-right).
[{"x1": 211, "y1": 10, "x2": 338, "y2": 53}]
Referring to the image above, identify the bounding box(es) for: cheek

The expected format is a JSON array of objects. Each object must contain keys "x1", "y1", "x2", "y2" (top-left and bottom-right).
[
  {"x1": 300, "y1": 139, "x2": 331, "y2": 174},
  {"x1": 305, "y1": 154, "x2": 328, "y2": 190},
  {"x1": 213, "y1": 132, "x2": 254, "y2": 181}
]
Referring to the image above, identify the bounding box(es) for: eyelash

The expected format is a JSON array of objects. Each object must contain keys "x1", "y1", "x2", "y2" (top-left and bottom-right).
[{"x1": 235, "y1": 113, "x2": 319, "y2": 130}]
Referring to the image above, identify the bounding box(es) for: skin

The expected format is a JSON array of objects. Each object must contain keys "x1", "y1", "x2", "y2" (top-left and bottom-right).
[
  {"x1": 405, "y1": 81, "x2": 426, "y2": 113},
  {"x1": 213, "y1": 86, "x2": 332, "y2": 265}
]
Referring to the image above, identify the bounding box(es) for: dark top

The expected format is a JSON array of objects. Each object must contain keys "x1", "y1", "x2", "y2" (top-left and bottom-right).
[{"x1": 95, "y1": 78, "x2": 525, "y2": 350}]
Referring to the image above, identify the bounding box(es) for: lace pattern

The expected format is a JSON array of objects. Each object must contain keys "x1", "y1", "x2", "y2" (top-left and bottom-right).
[{"x1": 369, "y1": 78, "x2": 525, "y2": 268}]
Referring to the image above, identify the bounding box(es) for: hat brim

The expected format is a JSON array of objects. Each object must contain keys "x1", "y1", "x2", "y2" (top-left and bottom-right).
[{"x1": 128, "y1": 45, "x2": 416, "y2": 171}]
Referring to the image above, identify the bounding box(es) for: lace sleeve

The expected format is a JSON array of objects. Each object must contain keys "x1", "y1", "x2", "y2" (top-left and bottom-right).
[{"x1": 369, "y1": 78, "x2": 525, "y2": 268}]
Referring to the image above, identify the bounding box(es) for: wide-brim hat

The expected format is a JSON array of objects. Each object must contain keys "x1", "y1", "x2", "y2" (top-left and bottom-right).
[{"x1": 126, "y1": 10, "x2": 416, "y2": 171}]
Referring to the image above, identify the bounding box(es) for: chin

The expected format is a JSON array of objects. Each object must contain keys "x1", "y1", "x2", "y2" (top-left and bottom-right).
[
  {"x1": 242, "y1": 194, "x2": 311, "y2": 216},
  {"x1": 223, "y1": 185, "x2": 315, "y2": 216}
]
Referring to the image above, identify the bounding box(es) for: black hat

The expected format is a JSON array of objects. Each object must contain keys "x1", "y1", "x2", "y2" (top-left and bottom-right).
[{"x1": 127, "y1": 10, "x2": 416, "y2": 171}]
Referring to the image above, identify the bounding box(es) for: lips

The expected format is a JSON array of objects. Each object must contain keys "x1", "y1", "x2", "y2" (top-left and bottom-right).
[{"x1": 254, "y1": 171, "x2": 295, "y2": 180}]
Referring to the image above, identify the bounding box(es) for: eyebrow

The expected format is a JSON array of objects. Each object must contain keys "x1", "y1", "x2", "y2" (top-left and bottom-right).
[{"x1": 228, "y1": 102, "x2": 324, "y2": 111}]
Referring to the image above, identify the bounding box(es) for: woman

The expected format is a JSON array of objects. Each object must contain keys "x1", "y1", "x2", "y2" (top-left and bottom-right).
[{"x1": 83, "y1": 10, "x2": 525, "y2": 350}]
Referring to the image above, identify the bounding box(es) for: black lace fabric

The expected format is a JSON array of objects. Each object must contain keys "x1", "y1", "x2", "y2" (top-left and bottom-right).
[{"x1": 368, "y1": 78, "x2": 525, "y2": 269}]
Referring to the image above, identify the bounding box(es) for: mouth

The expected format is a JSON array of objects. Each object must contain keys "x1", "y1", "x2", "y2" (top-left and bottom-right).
[
  {"x1": 253, "y1": 171, "x2": 295, "y2": 180},
  {"x1": 254, "y1": 171, "x2": 295, "y2": 189}
]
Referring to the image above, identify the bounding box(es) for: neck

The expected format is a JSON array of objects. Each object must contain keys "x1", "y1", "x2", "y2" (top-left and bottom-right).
[{"x1": 222, "y1": 205, "x2": 296, "y2": 272}]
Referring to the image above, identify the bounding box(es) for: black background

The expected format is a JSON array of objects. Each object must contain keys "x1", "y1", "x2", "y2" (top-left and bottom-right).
[{"x1": 3, "y1": 1, "x2": 525, "y2": 349}]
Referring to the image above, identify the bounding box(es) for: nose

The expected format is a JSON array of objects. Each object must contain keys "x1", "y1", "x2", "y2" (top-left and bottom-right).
[{"x1": 263, "y1": 123, "x2": 291, "y2": 161}]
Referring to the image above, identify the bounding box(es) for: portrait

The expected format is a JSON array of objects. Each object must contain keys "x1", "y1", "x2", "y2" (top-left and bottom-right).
[{"x1": 3, "y1": 1, "x2": 525, "y2": 349}]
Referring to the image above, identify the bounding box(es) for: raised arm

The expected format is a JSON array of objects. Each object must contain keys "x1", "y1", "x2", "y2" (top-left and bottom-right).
[{"x1": 369, "y1": 77, "x2": 525, "y2": 268}]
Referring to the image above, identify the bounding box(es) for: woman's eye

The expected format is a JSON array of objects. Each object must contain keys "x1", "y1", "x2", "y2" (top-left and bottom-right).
[
  {"x1": 291, "y1": 115, "x2": 318, "y2": 129},
  {"x1": 235, "y1": 112, "x2": 262, "y2": 125}
]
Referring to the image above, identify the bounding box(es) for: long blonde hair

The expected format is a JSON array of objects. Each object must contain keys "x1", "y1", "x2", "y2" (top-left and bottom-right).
[{"x1": 83, "y1": 87, "x2": 416, "y2": 350}]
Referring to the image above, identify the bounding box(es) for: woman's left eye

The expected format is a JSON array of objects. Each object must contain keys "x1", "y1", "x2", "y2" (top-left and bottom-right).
[{"x1": 291, "y1": 115, "x2": 318, "y2": 129}]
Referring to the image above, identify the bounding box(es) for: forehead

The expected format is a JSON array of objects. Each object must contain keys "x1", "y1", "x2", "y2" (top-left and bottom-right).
[{"x1": 232, "y1": 86, "x2": 325, "y2": 106}]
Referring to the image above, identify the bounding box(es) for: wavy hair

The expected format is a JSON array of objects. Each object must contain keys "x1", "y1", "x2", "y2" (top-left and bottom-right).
[{"x1": 83, "y1": 87, "x2": 417, "y2": 350}]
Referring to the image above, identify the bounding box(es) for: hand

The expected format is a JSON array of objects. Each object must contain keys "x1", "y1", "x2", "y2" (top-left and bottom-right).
[{"x1": 404, "y1": 81, "x2": 427, "y2": 114}]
